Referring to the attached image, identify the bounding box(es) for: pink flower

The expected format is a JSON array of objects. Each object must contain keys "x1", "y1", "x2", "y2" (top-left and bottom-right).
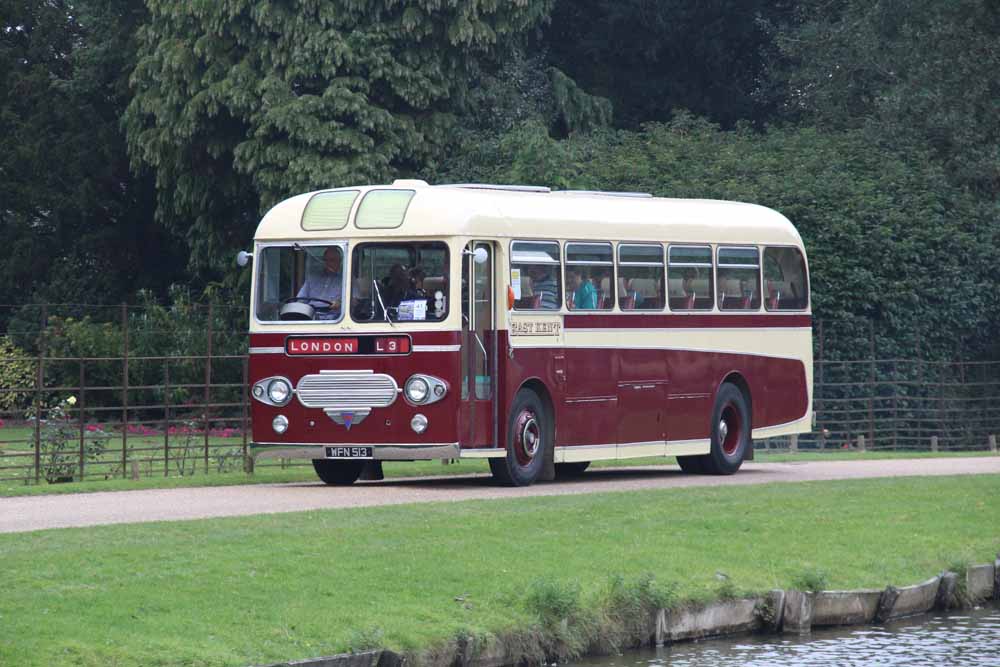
[
  {"x1": 0, "y1": 418, "x2": 5, "y2": 428},
  {"x1": 86, "y1": 424, "x2": 99, "y2": 432}
]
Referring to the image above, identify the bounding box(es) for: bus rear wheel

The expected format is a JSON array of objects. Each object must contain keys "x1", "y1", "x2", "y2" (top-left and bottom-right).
[
  {"x1": 701, "y1": 383, "x2": 750, "y2": 475},
  {"x1": 312, "y1": 459, "x2": 365, "y2": 485},
  {"x1": 490, "y1": 388, "x2": 549, "y2": 486}
]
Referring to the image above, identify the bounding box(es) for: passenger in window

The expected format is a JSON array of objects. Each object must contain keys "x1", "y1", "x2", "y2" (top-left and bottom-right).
[
  {"x1": 527, "y1": 265, "x2": 559, "y2": 310},
  {"x1": 568, "y1": 268, "x2": 598, "y2": 310},
  {"x1": 382, "y1": 263, "x2": 410, "y2": 307}
]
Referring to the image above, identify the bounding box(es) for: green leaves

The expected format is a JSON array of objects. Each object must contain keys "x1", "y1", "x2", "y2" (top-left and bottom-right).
[{"x1": 125, "y1": 0, "x2": 553, "y2": 277}]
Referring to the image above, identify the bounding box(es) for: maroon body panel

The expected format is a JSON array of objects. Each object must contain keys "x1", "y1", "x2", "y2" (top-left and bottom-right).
[
  {"x1": 249, "y1": 331, "x2": 462, "y2": 446},
  {"x1": 248, "y1": 313, "x2": 809, "y2": 454}
]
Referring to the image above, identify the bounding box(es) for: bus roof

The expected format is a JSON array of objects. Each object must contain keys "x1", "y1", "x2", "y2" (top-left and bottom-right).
[{"x1": 253, "y1": 181, "x2": 805, "y2": 248}]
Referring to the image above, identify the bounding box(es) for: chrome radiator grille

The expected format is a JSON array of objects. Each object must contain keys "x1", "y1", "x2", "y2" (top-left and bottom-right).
[{"x1": 295, "y1": 370, "x2": 399, "y2": 409}]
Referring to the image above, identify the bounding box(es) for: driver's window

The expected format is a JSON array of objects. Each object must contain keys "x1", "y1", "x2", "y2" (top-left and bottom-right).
[{"x1": 254, "y1": 245, "x2": 344, "y2": 322}]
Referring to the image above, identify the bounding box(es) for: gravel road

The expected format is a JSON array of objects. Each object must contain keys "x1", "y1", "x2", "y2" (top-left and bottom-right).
[{"x1": 2, "y1": 457, "x2": 999, "y2": 534}]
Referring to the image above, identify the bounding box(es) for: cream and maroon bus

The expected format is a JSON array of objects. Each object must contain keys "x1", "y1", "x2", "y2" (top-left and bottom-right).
[{"x1": 243, "y1": 180, "x2": 812, "y2": 486}]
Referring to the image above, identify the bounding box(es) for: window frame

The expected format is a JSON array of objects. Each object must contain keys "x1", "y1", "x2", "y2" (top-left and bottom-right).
[
  {"x1": 762, "y1": 245, "x2": 810, "y2": 312},
  {"x1": 716, "y1": 245, "x2": 762, "y2": 312},
  {"x1": 509, "y1": 239, "x2": 563, "y2": 312},
  {"x1": 617, "y1": 242, "x2": 665, "y2": 312},
  {"x1": 349, "y1": 240, "x2": 451, "y2": 324},
  {"x1": 667, "y1": 243, "x2": 715, "y2": 312},
  {"x1": 253, "y1": 240, "x2": 350, "y2": 325},
  {"x1": 565, "y1": 241, "x2": 615, "y2": 311}
]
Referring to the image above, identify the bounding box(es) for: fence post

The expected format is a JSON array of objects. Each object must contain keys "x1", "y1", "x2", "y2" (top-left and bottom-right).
[
  {"x1": 789, "y1": 434, "x2": 799, "y2": 453},
  {"x1": 868, "y1": 320, "x2": 875, "y2": 450},
  {"x1": 241, "y1": 354, "x2": 250, "y2": 474},
  {"x1": 121, "y1": 303, "x2": 129, "y2": 479},
  {"x1": 34, "y1": 304, "x2": 48, "y2": 484},
  {"x1": 857, "y1": 434, "x2": 866, "y2": 451},
  {"x1": 930, "y1": 435, "x2": 939, "y2": 453},
  {"x1": 78, "y1": 360, "x2": 86, "y2": 480},
  {"x1": 33, "y1": 354, "x2": 42, "y2": 485},
  {"x1": 164, "y1": 360, "x2": 170, "y2": 477},
  {"x1": 204, "y1": 302, "x2": 213, "y2": 473},
  {"x1": 816, "y1": 318, "x2": 824, "y2": 449},
  {"x1": 891, "y1": 360, "x2": 898, "y2": 451},
  {"x1": 989, "y1": 435, "x2": 997, "y2": 453}
]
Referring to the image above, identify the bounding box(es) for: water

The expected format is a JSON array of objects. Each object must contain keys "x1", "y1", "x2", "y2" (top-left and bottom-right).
[{"x1": 568, "y1": 606, "x2": 1000, "y2": 667}]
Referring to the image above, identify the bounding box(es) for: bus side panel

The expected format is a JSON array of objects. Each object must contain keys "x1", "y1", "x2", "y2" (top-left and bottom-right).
[
  {"x1": 667, "y1": 351, "x2": 809, "y2": 441},
  {"x1": 498, "y1": 333, "x2": 565, "y2": 448}
]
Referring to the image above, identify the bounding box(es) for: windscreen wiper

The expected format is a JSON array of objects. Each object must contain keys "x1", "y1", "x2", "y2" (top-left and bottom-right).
[{"x1": 371, "y1": 279, "x2": 394, "y2": 327}]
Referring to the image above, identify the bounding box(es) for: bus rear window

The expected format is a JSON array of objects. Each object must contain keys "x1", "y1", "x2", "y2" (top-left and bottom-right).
[
  {"x1": 764, "y1": 247, "x2": 809, "y2": 310},
  {"x1": 350, "y1": 242, "x2": 449, "y2": 322}
]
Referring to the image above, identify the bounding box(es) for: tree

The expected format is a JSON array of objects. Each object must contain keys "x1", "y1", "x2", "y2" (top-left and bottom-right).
[
  {"x1": 0, "y1": 0, "x2": 180, "y2": 313},
  {"x1": 124, "y1": 0, "x2": 554, "y2": 279},
  {"x1": 768, "y1": 0, "x2": 1000, "y2": 197},
  {"x1": 543, "y1": 0, "x2": 795, "y2": 128}
]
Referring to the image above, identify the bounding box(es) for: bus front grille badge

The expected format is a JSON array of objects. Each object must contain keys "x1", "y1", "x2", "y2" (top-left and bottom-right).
[{"x1": 324, "y1": 408, "x2": 371, "y2": 430}]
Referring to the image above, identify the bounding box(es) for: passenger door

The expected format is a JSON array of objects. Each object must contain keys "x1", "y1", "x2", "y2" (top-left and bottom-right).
[{"x1": 460, "y1": 241, "x2": 497, "y2": 448}]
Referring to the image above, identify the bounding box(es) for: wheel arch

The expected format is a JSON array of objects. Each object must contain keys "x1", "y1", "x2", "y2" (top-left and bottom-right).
[{"x1": 518, "y1": 378, "x2": 555, "y2": 430}]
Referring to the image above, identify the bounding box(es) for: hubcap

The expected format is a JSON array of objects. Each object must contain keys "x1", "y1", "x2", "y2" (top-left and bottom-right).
[
  {"x1": 720, "y1": 404, "x2": 742, "y2": 457},
  {"x1": 513, "y1": 408, "x2": 541, "y2": 466}
]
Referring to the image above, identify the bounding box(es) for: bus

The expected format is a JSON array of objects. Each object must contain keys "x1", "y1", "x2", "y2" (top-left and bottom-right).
[{"x1": 243, "y1": 180, "x2": 812, "y2": 486}]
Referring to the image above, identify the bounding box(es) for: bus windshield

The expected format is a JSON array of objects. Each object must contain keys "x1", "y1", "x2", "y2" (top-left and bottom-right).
[
  {"x1": 255, "y1": 244, "x2": 346, "y2": 322},
  {"x1": 350, "y1": 241, "x2": 449, "y2": 323}
]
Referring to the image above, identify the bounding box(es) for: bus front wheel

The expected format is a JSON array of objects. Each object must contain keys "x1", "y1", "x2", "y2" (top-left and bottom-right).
[
  {"x1": 702, "y1": 383, "x2": 750, "y2": 475},
  {"x1": 312, "y1": 459, "x2": 365, "y2": 485},
  {"x1": 490, "y1": 388, "x2": 549, "y2": 486}
]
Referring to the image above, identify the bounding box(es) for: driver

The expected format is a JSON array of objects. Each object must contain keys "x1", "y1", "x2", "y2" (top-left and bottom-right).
[{"x1": 297, "y1": 246, "x2": 342, "y2": 318}]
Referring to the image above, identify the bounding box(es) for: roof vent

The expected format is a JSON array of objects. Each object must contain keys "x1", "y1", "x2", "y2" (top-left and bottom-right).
[{"x1": 391, "y1": 179, "x2": 429, "y2": 188}]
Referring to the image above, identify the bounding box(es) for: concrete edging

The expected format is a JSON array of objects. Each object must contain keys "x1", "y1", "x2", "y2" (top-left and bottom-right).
[{"x1": 255, "y1": 556, "x2": 1000, "y2": 667}]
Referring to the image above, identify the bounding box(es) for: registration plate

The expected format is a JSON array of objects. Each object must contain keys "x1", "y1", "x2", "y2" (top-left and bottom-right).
[{"x1": 325, "y1": 446, "x2": 373, "y2": 459}]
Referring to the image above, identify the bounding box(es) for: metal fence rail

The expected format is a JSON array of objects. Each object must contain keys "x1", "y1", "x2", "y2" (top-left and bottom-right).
[
  {"x1": 1, "y1": 352, "x2": 998, "y2": 485},
  {"x1": 1, "y1": 301, "x2": 998, "y2": 484}
]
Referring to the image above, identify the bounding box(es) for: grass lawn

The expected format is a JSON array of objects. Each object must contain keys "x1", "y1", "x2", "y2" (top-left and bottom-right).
[
  {"x1": 0, "y1": 474, "x2": 998, "y2": 667},
  {"x1": 1, "y1": 446, "x2": 996, "y2": 497}
]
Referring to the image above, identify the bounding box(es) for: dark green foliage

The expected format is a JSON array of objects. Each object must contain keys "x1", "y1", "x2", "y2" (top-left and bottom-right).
[
  {"x1": 0, "y1": 0, "x2": 182, "y2": 310},
  {"x1": 543, "y1": 0, "x2": 794, "y2": 128},
  {"x1": 124, "y1": 0, "x2": 554, "y2": 278},
  {"x1": 769, "y1": 0, "x2": 1000, "y2": 196}
]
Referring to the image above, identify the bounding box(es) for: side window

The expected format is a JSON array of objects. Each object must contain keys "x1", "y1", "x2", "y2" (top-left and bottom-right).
[
  {"x1": 510, "y1": 241, "x2": 561, "y2": 310},
  {"x1": 717, "y1": 247, "x2": 761, "y2": 311},
  {"x1": 565, "y1": 242, "x2": 614, "y2": 311},
  {"x1": 667, "y1": 245, "x2": 714, "y2": 310},
  {"x1": 764, "y1": 247, "x2": 809, "y2": 310},
  {"x1": 618, "y1": 244, "x2": 664, "y2": 311}
]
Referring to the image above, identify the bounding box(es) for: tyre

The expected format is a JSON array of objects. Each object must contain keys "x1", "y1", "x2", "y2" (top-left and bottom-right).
[
  {"x1": 312, "y1": 459, "x2": 366, "y2": 485},
  {"x1": 701, "y1": 383, "x2": 750, "y2": 475},
  {"x1": 554, "y1": 461, "x2": 590, "y2": 478},
  {"x1": 676, "y1": 455, "x2": 705, "y2": 474},
  {"x1": 490, "y1": 388, "x2": 549, "y2": 486}
]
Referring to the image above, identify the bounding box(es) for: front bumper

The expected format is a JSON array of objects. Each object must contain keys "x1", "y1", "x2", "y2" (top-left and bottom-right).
[{"x1": 251, "y1": 442, "x2": 461, "y2": 461}]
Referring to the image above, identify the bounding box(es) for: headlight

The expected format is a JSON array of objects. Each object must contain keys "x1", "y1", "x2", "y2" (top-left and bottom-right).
[
  {"x1": 267, "y1": 378, "x2": 291, "y2": 405},
  {"x1": 405, "y1": 377, "x2": 429, "y2": 404},
  {"x1": 411, "y1": 414, "x2": 428, "y2": 434},
  {"x1": 272, "y1": 415, "x2": 289, "y2": 434}
]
